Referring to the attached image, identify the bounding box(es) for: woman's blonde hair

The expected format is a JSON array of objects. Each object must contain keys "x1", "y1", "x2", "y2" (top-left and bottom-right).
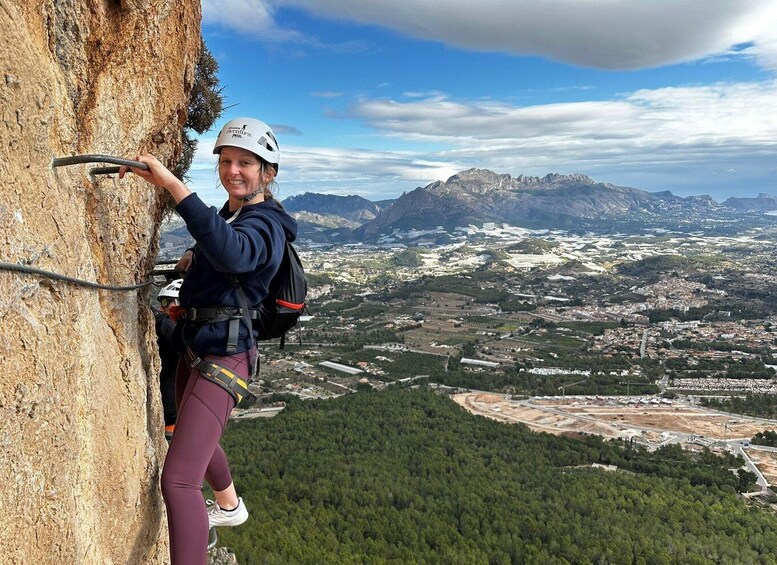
[{"x1": 260, "y1": 160, "x2": 278, "y2": 202}]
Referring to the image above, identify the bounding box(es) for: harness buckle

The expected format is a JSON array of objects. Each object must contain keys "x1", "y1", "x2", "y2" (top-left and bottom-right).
[{"x1": 188, "y1": 355, "x2": 202, "y2": 368}]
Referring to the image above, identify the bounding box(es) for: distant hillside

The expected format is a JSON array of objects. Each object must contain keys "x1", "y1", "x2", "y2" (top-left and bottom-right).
[
  {"x1": 290, "y1": 211, "x2": 363, "y2": 230},
  {"x1": 157, "y1": 172, "x2": 777, "y2": 248},
  {"x1": 283, "y1": 192, "x2": 390, "y2": 226},
  {"x1": 356, "y1": 169, "x2": 728, "y2": 239},
  {"x1": 723, "y1": 194, "x2": 777, "y2": 212}
]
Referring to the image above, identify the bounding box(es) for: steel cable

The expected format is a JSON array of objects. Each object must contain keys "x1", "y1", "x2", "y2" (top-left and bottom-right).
[
  {"x1": 0, "y1": 262, "x2": 155, "y2": 291},
  {"x1": 13, "y1": 155, "x2": 159, "y2": 290}
]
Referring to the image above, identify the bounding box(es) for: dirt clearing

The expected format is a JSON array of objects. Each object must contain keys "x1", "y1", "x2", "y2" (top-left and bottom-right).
[{"x1": 453, "y1": 392, "x2": 772, "y2": 443}]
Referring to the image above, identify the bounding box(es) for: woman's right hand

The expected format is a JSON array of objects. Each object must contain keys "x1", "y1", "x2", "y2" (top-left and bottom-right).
[
  {"x1": 175, "y1": 250, "x2": 194, "y2": 273},
  {"x1": 119, "y1": 153, "x2": 192, "y2": 203}
]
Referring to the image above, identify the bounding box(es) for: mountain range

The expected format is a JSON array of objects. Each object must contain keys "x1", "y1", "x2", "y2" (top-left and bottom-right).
[
  {"x1": 281, "y1": 169, "x2": 777, "y2": 242},
  {"x1": 283, "y1": 193, "x2": 389, "y2": 229}
]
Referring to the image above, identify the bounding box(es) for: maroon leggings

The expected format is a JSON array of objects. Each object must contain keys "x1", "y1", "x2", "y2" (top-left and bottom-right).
[{"x1": 160, "y1": 350, "x2": 250, "y2": 565}]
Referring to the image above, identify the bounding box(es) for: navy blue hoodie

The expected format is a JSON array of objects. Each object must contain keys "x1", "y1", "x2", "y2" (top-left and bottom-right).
[{"x1": 173, "y1": 193, "x2": 298, "y2": 356}]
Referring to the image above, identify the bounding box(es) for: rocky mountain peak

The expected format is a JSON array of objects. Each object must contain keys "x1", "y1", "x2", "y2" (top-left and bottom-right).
[
  {"x1": 542, "y1": 172, "x2": 597, "y2": 185},
  {"x1": 430, "y1": 169, "x2": 603, "y2": 198},
  {"x1": 434, "y1": 168, "x2": 512, "y2": 195},
  {"x1": 355, "y1": 167, "x2": 716, "y2": 239}
]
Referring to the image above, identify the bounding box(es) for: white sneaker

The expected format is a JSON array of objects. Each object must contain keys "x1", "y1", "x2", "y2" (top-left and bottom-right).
[{"x1": 206, "y1": 497, "x2": 249, "y2": 528}]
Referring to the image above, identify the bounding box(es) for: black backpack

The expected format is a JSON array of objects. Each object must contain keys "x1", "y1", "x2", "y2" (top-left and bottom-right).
[
  {"x1": 234, "y1": 240, "x2": 308, "y2": 349},
  {"x1": 255, "y1": 240, "x2": 307, "y2": 346}
]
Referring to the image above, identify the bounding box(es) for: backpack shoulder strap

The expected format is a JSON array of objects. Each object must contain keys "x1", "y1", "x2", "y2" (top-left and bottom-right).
[{"x1": 230, "y1": 275, "x2": 259, "y2": 378}]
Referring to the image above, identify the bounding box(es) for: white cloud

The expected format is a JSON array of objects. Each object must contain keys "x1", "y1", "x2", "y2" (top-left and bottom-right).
[
  {"x1": 206, "y1": 0, "x2": 777, "y2": 71},
  {"x1": 282, "y1": 146, "x2": 459, "y2": 181},
  {"x1": 743, "y1": 28, "x2": 777, "y2": 71},
  {"x1": 200, "y1": 0, "x2": 368, "y2": 51},
  {"x1": 188, "y1": 81, "x2": 777, "y2": 201},
  {"x1": 188, "y1": 135, "x2": 461, "y2": 201},
  {"x1": 201, "y1": 0, "x2": 304, "y2": 42},
  {"x1": 348, "y1": 81, "x2": 777, "y2": 153},
  {"x1": 271, "y1": 146, "x2": 462, "y2": 199},
  {"x1": 403, "y1": 90, "x2": 446, "y2": 99}
]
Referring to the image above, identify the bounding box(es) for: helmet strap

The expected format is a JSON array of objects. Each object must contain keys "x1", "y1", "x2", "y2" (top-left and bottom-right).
[
  {"x1": 240, "y1": 162, "x2": 268, "y2": 202},
  {"x1": 241, "y1": 187, "x2": 262, "y2": 202},
  {"x1": 225, "y1": 187, "x2": 262, "y2": 224}
]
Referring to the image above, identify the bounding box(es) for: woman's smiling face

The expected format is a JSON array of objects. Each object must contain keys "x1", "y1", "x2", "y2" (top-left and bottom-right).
[{"x1": 218, "y1": 146, "x2": 263, "y2": 202}]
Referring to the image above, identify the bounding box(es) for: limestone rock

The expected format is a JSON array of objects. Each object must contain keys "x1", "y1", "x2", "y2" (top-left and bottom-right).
[
  {"x1": 209, "y1": 547, "x2": 239, "y2": 565},
  {"x1": 0, "y1": 1, "x2": 200, "y2": 562}
]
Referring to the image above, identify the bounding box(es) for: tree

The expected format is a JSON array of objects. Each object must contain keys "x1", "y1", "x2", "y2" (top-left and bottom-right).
[
  {"x1": 393, "y1": 248, "x2": 423, "y2": 267},
  {"x1": 737, "y1": 469, "x2": 758, "y2": 492},
  {"x1": 173, "y1": 39, "x2": 224, "y2": 179},
  {"x1": 216, "y1": 388, "x2": 777, "y2": 563}
]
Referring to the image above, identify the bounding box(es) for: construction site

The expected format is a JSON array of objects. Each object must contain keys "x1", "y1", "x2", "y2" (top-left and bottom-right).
[{"x1": 453, "y1": 392, "x2": 777, "y2": 486}]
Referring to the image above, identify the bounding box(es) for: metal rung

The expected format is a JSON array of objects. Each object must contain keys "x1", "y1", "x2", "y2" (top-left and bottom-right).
[
  {"x1": 89, "y1": 166, "x2": 122, "y2": 176},
  {"x1": 52, "y1": 154, "x2": 149, "y2": 171}
]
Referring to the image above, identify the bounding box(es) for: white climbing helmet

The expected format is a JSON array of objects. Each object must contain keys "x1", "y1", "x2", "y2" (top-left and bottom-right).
[
  {"x1": 212, "y1": 117, "x2": 280, "y2": 171},
  {"x1": 158, "y1": 279, "x2": 183, "y2": 301}
]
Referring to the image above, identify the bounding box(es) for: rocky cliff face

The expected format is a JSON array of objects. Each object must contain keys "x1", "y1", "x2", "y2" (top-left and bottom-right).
[{"x1": 0, "y1": 1, "x2": 199, "y2": 563}]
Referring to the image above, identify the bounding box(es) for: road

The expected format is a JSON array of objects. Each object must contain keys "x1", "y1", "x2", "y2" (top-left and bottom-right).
[
  {"x1": 731, "y1": 443, "x2": 770, "y2": 493},
  {"x1": 640, "y1": 328, "x2": 649, "y2": 359}
]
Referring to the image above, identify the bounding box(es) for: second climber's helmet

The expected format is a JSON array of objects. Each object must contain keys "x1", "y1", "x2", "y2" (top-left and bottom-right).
[
  {"x1": 158, "y1": 279, "x2": 183, "y2": 302},
  {"x1": 213, "y1": 117, "x2": 280, "y2": 172}
]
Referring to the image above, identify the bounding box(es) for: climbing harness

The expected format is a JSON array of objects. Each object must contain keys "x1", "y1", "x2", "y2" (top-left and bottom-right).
[
  {"x1": 186, "y1": 306, "x2": 260, "y2": 354},
  {"x1": 184, "y1": 302, "x2": 259, "y2": 406},
  {"x1": 186, "y1": 351, "x2": 256, "y2": 406}
]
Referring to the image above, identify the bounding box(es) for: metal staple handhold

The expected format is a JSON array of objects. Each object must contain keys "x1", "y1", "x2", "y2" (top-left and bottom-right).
[
  {"x1": 89, "y1": 166, "x2": 124, "y2": 176},
  {"x1": 52, "y1": 154, "x2": 150, "y2": 171}
]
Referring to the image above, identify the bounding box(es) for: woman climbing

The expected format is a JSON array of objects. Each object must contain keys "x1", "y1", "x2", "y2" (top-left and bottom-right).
[{"x1": 121, "y1": 117, "x2": 298, "y2": 564}]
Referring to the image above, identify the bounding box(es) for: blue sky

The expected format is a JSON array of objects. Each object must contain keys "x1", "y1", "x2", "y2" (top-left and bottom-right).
[{"x1": 191, "y1": 1, "x2": 777, "y2": 206}]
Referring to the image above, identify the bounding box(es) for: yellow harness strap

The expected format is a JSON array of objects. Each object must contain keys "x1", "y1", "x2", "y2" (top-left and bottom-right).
[{"x1": 188, "y1": 355, "x2": 255, "y2": 406}]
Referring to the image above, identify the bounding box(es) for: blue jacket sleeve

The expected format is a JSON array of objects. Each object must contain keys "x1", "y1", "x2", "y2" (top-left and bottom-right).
[{"x1": 176, "y1": 193, "x2": 280, "y2": 274}]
